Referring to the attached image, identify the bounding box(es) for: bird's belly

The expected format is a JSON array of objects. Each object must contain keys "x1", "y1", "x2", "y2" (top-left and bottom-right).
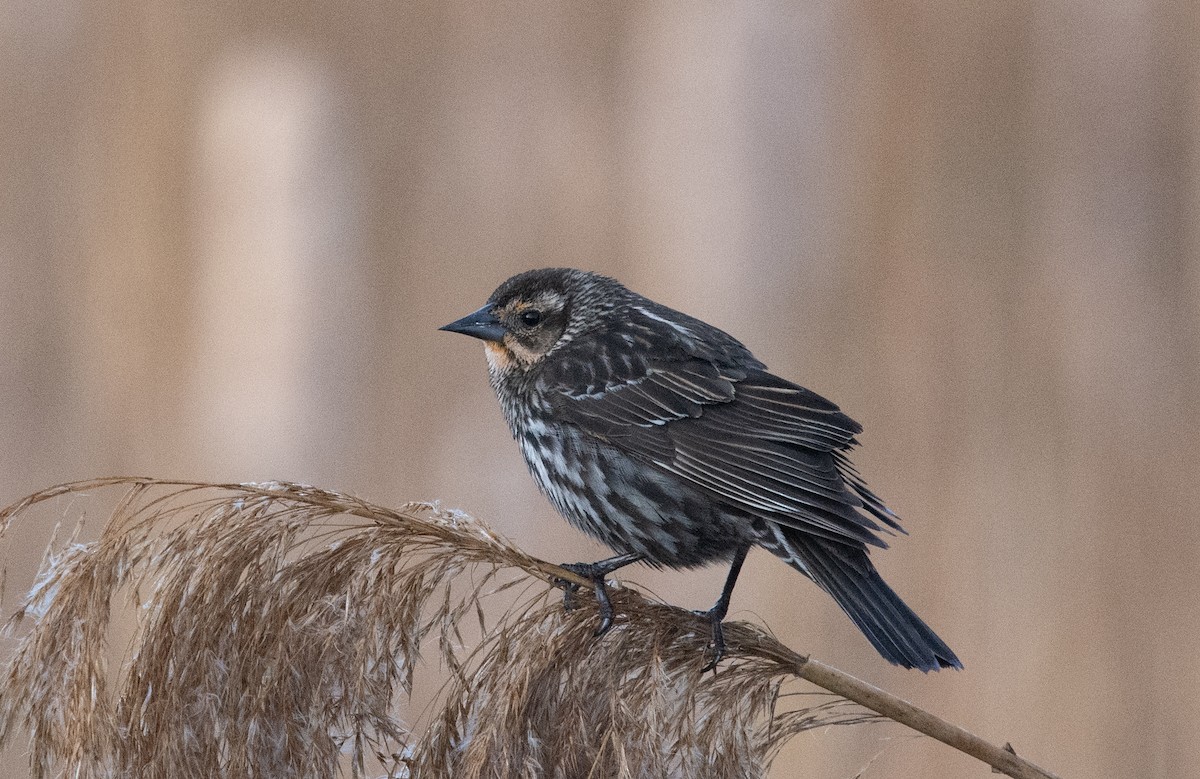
[{"x1": 516, "y1": 421, "x2": 751, "y2": 567}]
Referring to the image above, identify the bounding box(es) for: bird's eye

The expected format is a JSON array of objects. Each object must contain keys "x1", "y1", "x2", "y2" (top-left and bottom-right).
[{"x1": 520, "y1": 309, "x2": 543, "y2": 327}]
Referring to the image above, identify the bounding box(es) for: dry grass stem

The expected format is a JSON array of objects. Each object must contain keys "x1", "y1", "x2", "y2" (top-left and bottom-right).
[{"x1": 0, "y1": 478, "x2": 1058, "y2": 778}]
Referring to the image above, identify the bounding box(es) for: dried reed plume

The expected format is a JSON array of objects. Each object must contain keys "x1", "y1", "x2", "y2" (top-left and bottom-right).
[{"x1": 0, "y1": 478, "x2": 1059, "y2": 778}]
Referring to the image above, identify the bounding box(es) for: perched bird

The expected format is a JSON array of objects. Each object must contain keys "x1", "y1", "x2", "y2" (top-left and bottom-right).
[{"x1": 441, "y1": 268, "x2": 960, "y2": 672}]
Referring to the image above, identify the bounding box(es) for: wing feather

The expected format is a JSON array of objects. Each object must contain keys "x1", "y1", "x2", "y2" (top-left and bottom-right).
[{"x1": 541, "y1": 311, "x2": 897, "y2": 546}]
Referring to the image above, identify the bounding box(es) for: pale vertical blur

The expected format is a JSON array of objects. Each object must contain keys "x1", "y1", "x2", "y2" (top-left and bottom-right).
[
  {"x1": 1, "y1": 2, "x2": 1196, "y2": 777},
  {"x1": 189, "y1": 47, "x2": 369, "y2": 478}
]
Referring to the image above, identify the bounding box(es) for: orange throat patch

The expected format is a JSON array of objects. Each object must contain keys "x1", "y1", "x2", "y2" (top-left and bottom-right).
[{"x1": 484, "y1": 341, "x2": 513, "y2": 372}]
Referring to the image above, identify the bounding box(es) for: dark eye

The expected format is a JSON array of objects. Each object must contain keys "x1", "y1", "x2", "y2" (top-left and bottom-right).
[{"x1": 520, "y1": 309, "x2": 543, "y2": 327}]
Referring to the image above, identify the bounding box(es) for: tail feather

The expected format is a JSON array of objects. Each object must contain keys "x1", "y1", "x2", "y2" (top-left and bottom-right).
[{"x1": 764, "y1": 528, "x2": 961, "y2": 671}]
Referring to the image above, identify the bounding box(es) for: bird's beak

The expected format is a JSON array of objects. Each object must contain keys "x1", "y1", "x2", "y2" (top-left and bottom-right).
[{"x1": 439, "y1": 303, "x2": 507, "y2": 342}]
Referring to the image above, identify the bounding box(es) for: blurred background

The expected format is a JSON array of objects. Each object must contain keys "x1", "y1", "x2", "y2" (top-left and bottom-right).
[{"x1": 2, "y1": 2, "x2": 1197, "y2": 777}]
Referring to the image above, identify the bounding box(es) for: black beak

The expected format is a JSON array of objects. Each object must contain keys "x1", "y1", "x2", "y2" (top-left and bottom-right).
[{"x1": 439, "y1": 303, "x2": 506, "y2": 342}]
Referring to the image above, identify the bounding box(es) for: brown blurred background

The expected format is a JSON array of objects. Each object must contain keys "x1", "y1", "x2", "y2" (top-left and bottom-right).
[{"x1": 2, "y1": 2, "x2": 1197, "y2": 777}]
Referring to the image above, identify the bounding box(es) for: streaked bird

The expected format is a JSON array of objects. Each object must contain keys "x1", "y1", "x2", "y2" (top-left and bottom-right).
[{"x1": 441, "y1": 268, "x2": 960, "y2": 672}]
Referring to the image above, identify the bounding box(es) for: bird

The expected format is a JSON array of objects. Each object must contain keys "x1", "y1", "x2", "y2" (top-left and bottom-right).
[{"x1": 440, "y1": 268, "x2": 961, "y2": 672}]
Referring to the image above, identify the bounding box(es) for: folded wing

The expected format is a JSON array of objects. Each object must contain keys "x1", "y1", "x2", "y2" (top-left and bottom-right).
[{"x1": 543, "y1": 331, "x2": 902, "y2": 548}]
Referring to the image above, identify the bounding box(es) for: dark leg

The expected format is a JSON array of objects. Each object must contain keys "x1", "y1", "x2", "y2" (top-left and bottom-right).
[
  {"x1": 556, "y1": 552, "x2": 643, "y2": 636},
  {"x1": 699, "y1": 543, "x2": 751, "y2": 673}
]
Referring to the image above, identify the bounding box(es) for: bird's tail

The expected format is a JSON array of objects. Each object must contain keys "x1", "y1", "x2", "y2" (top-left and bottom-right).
[{"x1": 762, "y1": 527, "x2": 962, "y2": 671}]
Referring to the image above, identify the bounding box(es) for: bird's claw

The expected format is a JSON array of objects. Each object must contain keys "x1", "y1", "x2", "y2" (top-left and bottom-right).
[
  {"x1": 552, "y1": 576, "x2": 582, "y2": 611},
  {"x1": 557, "y1": 560, "x2": 612, "y2": 580},
  {"x1": 696, "y1": 607, "x2": 727, "y2": 674},
  {"x1": 555, "y1": 561, "x2": 616, "y2": 637}
]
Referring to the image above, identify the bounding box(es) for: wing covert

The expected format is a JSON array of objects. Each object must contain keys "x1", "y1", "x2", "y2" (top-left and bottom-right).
[{"x1": 541, "y1": 341, "x2": 898, "y2": 546}]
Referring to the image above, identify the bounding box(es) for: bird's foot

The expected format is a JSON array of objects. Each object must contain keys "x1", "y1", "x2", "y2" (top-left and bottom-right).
[
  {"x1": 695, "y1": 605, "x2": 728, "y2": 674},
  {"x1": 555, "y1": 561, "x2": 616, "y2": 637}
]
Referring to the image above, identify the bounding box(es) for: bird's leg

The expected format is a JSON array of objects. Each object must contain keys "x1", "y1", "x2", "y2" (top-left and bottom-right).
[
  {"x1": 698, "y1": 543, "x2": 751, "y2": 673},
  {"x1": 555, "y1": 552, "x2": 643, "y2": 636}
]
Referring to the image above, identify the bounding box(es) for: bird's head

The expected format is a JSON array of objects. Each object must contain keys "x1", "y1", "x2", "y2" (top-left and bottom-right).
[{"x1": 440, "y1": 268, "x2": 621, "y2": 374}]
